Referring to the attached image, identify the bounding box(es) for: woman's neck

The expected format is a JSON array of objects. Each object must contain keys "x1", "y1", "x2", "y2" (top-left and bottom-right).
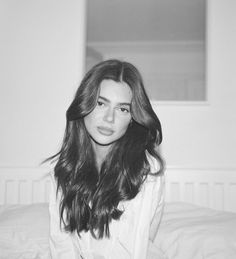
[{"x1": 91, "y1": 142, "x2": 111, "y2": 171}]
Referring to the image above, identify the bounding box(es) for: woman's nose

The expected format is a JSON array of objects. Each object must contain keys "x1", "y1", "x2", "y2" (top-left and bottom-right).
[{"x1": 103, "y1": 107, "x2": 115, "y2": 123}]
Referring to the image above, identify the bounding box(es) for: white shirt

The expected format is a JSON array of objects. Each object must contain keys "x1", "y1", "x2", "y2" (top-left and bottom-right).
[{"x1": 49, "y1": 154, "x2": 164, "y2": 259}]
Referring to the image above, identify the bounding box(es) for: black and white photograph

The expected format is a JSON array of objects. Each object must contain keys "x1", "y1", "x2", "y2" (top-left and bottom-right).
[{"x1": 0, "y1": 0, "x2": 236, "y2": 258}]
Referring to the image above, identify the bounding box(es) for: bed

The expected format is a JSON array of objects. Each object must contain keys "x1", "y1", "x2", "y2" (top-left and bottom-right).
[{"x1": 0, "y1": 167, "x2": 236, "y2": 259}]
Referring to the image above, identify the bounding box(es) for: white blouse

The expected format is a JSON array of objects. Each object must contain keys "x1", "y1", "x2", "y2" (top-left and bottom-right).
[{"x1": 49, "y1": 154, "x2": 164, "y2": 259}]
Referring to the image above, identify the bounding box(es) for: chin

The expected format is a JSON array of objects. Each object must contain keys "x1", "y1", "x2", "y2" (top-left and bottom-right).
[{"x1": 92, "y1": 136, "x2": 116, "y2": 147}]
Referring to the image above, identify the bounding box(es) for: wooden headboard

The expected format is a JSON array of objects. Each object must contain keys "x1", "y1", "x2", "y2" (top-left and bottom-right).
[{"x1": 1, "y1": 167, "x2": 236, "y2": 212}]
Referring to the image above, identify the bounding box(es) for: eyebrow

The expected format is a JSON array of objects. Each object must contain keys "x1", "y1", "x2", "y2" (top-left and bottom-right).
[{"x1": 98, "y1": 96, "x2": 131, "y2": 106}]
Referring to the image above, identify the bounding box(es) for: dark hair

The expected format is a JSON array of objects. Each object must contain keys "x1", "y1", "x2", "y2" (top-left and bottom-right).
[{"x1": 49, "y1": 59, "x2": 164, "y2": 239}]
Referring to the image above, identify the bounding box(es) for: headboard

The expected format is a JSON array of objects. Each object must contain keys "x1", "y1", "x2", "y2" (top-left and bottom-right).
[
  {"x1": 1, "y1": 167, "x2": 236, "y2": 212},
  {"x1": 165, "y1": 167, "x2": 236, "y2": 212}
]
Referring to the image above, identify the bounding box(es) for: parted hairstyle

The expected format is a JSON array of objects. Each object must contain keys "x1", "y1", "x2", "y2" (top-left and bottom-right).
[{"x1": 49, "y1": 59, "x2": 164, "y2": 239}]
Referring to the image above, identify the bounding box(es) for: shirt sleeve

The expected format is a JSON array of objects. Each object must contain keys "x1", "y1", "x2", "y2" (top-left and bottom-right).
[
  {"x1": 115, "y1": 154, "x2": 164, "y2": 259},
  {"x1": 149, "y1": 174, "x2": 165, "y2": 242},
  {"x1": 49, "y1": 173, "x2": 81, "y2": 259},
  {"x1": 146, "y1": 152, "x2": 165, "y2": 242}
]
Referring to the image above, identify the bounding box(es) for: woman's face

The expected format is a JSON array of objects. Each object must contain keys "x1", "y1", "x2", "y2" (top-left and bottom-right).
[{"x1": 84, "y1": 79, "x2": 132, "y2": 148}]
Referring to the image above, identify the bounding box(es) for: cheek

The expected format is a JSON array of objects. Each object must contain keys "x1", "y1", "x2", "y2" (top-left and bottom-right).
[
  {"x1": 84, "y1": 112, "x2": 95, "y2": 131},
  {"x1": 118, "y1": 117, "x2": 131, "y2": 131}
]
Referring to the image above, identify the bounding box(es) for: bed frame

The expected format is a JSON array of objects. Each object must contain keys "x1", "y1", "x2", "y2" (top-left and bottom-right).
[{"x1": 0, "y1": 167, "x2": 236, "y2": 212}]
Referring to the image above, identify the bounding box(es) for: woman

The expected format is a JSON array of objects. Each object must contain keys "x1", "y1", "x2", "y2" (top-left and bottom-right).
[{"x1": 49, "y1": 59, "x2": 165, "y2": 259}]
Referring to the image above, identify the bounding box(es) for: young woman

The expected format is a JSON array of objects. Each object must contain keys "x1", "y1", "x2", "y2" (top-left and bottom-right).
[{"x1": 49, "y1": 59, "x2": 165, "y2": 259}]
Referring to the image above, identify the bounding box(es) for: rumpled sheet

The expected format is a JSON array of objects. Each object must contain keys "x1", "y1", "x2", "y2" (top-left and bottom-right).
[
  {"x1": 0, "y1": 204, "x2": 50, "y2": 259},
  {"x1": 0, "y1": 203, "x2": 236, "y2": 259},
  {"x1": 149, "y1": 202, "x2": 236, "y2": 259}
]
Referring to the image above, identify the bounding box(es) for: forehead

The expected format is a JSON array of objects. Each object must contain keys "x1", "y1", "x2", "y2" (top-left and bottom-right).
[{"x1": 99, "y1": 79, "x2": 132, "y2": 103}]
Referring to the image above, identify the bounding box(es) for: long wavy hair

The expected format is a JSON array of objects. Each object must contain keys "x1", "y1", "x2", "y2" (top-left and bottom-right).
[{"x1": 48, "y1": 59, "x2": 164, "y2": 239}]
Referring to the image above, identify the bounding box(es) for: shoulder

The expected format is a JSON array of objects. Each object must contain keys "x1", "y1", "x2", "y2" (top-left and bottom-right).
[
  {"x1": 49, "y1": 171, "x2": 63, "y2": 206},
  {"x1": 145, "y1": 151, "x2": 164, "y2": 182},
  {"x1": 49, "y1": 171, "x2": 57, "y2": 189}
]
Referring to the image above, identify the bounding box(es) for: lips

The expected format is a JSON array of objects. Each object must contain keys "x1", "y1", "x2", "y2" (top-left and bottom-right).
[{"x1": 97, "y1": 126, "x2": 114, "y2": 136}]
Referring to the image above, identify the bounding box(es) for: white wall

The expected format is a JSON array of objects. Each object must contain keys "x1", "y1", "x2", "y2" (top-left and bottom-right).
[
  {"x1": 156, "y1": 0, "x2": 236, "y2": 168},
  {"x1": 0, "y1": 0, "x2": 86, "y2": 167},
  {"x1": 160, "y1": 0, "x2": 236, "y2": 168}
]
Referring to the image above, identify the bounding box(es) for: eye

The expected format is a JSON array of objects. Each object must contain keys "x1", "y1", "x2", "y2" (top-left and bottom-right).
[
  {"x1": 119, "y1": 107, "x2": 130, "y2": 113},
  {"x1": 97, "y1": 101, "x2": 105, "y2": 107}
]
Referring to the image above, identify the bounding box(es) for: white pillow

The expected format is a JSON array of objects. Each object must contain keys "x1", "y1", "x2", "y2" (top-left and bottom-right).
[{"x1": 0, "y1": 203, "x2": 51, "y2": 259}]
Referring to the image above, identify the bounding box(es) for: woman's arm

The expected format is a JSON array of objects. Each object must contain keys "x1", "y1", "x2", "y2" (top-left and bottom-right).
[
  {"x1": 145, "y1": 151, "x2": 165, "y2": 241},
  {"x1": 149, "y1": 174, "x2": 165, "y2": 242},
  {"x1": 49, "y1": 174, "x2": 81, "y2": 259}
]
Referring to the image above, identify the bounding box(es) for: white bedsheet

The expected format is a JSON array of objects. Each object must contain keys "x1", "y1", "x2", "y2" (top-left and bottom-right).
[
  {"x1": 0, "y1": 202, "x2": 236, "y2": 259},
  {"x1": 149, "y1": 202, "x2": 236, "y2": 259}
]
